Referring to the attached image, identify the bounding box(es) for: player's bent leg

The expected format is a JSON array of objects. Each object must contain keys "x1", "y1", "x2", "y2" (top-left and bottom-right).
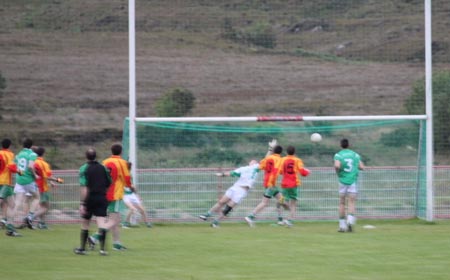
[
  {"x1": 97, "y1": 228, "x2": 108, "y2": 252},
  {"x1": 346, "y1": 193, "x2": 357, "y2": 232},
  {"x1": 210, "y1": 201, "x2": 225, "y2": 214},
  {"x1": 212, "y1": 197, "x2": 237, "y2": 228},
  {"x1": 76, "y1": 228, "x2": 90, "y2": 253},
  {"x1": 245, "y1": 199, "x2": 267, "y2": 227},
  {"x1": 136, "y1": 205, "x2": 147, "y2": 220},
  {"x1": 107, "y1": 212, "x2": 127, "y2": 250},
  {"x1": 347, "y1": 193, "x2": 357, "y2": 215},
  {"x1": 222, "y1": 205, "x2": 233, "y2": 217},
  {"x1": 11, "y1": 192, "x2": 26, "y2": 222},
  {"x1": 123, "y1": 209, "x2": 135, "y2": 228},
  {"x1": 136, "y1": 207, "x2": 152, "y2": 227},
  {"x1": 337, "y1": 194, "x2": 348, "y2": 232},
  {"x1": 201, "y1": 196, "x2": 231, "y2": 222},
  {"x1": 338, "y1": 195, "x2": 346, "y2": 216},
  {"x1": 253, "y1": 197, "x2": 270, "y2": 215}
]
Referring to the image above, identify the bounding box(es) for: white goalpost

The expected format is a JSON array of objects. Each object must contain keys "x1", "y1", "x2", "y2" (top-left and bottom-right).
[
  {"x1": 127, "y1": 0, "x2": 435, "y2": 221},
  {"x1": 424, "y1": 0, "x2": 434, "y2": 222},
  {"x1": 128, "y1": 0, "x2": 137, "y2": 186}
]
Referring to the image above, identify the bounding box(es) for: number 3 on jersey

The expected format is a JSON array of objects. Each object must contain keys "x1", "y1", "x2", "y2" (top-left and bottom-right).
[{"x1": 343, "y1": 158, "x2": 353, "y2": 172}]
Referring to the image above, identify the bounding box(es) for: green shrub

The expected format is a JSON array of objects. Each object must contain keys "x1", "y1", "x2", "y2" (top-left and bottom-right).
[
  {"x1": 155, "y1": 87, "x2": 196, "y2": 117},
  {"x1": 242, "y1": 22, "x2": 277, "y2": 49}
]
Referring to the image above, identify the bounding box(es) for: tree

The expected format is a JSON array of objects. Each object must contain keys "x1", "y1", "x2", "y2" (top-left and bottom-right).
[
  {"x1": 155, "y1": 87, "x2": 196, "y2": 117},
  {"x1": 0, "y1": 72, "x2": 6, "y2": 120},
  {"x1": 404, "y1": 71, "x2": 450, "y2": 151}
]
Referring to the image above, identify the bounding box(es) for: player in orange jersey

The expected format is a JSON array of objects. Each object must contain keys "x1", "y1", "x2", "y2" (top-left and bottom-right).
[
  {"x1": 278, "y1": 146, "x2": 310, "y2": 227},
  {"x1": 0, "y1": 139, "x2": 22, "y2": 235},
  {"x1": 245, "y1": 139, "x2": 289, "y2": 227},
  {"x1": 89, "y1": 143, "x2": 132, "y2": 251},
  {"x1": 32, "y1": 146, "x2": 64, "y2": 229}
]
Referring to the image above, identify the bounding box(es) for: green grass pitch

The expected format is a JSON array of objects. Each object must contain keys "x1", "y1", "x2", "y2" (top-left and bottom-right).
[{"x1": 2, "y1": 219, "x2": 450, "y2": 280}]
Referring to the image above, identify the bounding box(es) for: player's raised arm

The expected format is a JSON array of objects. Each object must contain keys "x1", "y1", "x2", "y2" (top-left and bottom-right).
[
  {"x1": 265, "y1": 138, "x2": 278, "y2": 157},
  {"x1": 216, "y1": 171, "x2": 230, "y2": 177}
]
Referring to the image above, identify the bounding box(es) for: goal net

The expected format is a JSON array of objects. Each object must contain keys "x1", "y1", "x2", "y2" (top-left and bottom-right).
[{"x1": 122, "y1": 116, "x2": 428, "y2": 222}]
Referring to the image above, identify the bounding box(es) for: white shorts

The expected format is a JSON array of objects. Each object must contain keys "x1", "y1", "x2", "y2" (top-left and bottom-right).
[
  {"x1": 14, "y1": 182, "x2": 38, "y2": 195},
  {"x1": 123, "y1": 193, "x2": 141, "y2": 206},
  {"x1": 224, "y1": 185, "x2": 249, "y2": 204},
  {"x1": 339, "y1": 183, "x2": 358, "y2": 195}
]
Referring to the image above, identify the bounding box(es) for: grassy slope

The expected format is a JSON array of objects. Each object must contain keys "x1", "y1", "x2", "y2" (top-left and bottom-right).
[{"x1": 0, "y1": 0, "x2": 449, "y2": 168}]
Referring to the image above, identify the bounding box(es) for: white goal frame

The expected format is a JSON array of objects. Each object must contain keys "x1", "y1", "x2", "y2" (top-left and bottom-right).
[{"x1": 127, "y1": 0, "x2": 434, "y2": 221}]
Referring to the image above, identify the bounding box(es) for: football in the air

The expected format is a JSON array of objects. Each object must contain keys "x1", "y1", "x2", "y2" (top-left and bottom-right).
[{"x1": 310, "y1": 133, "x2": 322, "y2": 142}]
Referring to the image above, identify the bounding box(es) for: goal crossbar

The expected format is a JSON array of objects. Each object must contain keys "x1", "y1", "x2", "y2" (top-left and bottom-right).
[{"x1": 135, "y1": 115, "x2": 427, "y2": 123}]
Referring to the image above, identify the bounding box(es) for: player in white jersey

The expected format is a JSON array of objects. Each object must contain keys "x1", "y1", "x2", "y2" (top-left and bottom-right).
[
  {"x1": 199, "y1": 160, "x2": 260, "y2": 227},
  {"x1": 122, "y1": 187, "x2": 152, "y2": 228}
]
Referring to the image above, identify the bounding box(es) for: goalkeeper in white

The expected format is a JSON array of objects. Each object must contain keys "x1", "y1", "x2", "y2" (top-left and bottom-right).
[{"x1": 199, "y1": 159, "x2": 260, "y2": 227}]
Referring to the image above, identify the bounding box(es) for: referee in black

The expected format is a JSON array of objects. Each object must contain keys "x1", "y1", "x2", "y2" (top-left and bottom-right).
[{"x1": 74, "y1": 148, "x2": 112, "y2": 256}]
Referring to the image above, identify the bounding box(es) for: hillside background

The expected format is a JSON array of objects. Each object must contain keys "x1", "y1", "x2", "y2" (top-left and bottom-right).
[{"x1": 0, "y1": 0, "x2": 449, "y2": 169}]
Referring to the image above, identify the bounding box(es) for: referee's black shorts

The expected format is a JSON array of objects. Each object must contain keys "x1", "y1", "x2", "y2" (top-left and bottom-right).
[{"x1": 82, "y1": 193, "x2": 108, "y2": 220}]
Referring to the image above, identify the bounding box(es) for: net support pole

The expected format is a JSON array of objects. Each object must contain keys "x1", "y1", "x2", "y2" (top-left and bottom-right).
[
  {"x1": 128, "y1": 0, "x2": 137, "y2": 181},
  {"x1": 424, "y1": 0, "x2": 434, "y2": 221}
]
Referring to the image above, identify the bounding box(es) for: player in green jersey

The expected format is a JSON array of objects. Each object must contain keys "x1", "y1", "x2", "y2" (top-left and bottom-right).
[
  {"x1": 5, "y1": 138, "x2": 40, "y2": 236},
  {"x1": 333, "y1": 138, "x2": 365, "y2": 233}
]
